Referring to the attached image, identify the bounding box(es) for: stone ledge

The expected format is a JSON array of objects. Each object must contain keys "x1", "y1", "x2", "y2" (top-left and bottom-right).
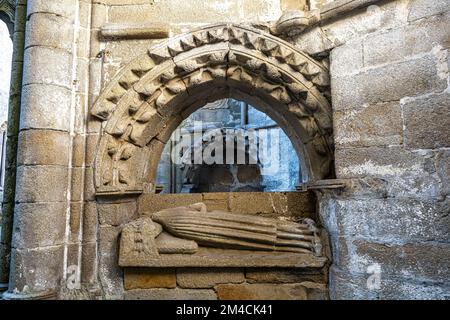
[{"x1": 119, "y1": 247, "x2": 327, "y2": 268}]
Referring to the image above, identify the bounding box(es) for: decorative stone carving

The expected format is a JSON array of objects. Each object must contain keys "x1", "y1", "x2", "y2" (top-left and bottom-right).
[
  {"x1": 119, "y1": 203, "x2": 325, "y2": 268},
  {"x1": 92, "y1": 24, "x2": 333, "y2": 195},
  {"x1": 0, "y1": 0, "x2": 14, "y2": 23},
  {"x1": 272, "y1": 10, "x2": 321, "y2": 36}
]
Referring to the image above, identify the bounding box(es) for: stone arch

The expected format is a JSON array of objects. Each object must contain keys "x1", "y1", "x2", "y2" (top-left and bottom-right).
[
  {"x1": 0, "y1": 0, "x2": 14, "y2": 37},
  {"x1": 91, "y1": 24, "x2": 333, "y2": 195}
]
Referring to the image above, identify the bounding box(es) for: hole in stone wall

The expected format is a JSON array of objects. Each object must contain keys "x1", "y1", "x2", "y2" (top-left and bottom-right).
[{"x1": 156, "y1": 98, "x2": 301, "y2": 193}]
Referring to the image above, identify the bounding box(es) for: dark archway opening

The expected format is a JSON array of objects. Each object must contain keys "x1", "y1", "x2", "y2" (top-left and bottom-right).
[{"x1": 156, "y1": 98, "x2": 301, "y2": 193}]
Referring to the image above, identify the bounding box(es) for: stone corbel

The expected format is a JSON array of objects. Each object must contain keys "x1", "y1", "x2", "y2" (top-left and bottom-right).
[{"x1": 271, "y1": 10, "x2": 321, "y2": 36}]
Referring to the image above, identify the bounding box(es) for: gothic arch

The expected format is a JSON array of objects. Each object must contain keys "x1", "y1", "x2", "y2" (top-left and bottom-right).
[{"x1": 91, "y1": 24, "x2": 333, "y2": 195}]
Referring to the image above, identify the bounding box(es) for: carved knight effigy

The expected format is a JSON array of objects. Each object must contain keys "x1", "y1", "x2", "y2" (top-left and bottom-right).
[{"x1": 119, "y1": 203, "x2": 325, "y2": 268}]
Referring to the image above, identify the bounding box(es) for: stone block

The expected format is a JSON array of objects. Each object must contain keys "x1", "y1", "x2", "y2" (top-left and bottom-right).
[
  {"x1": 104, "y1": 40, "x2": 151, "y2": 65},
  {"x1": 17, "y1": 130, "x2": 70, "y2": 166},
  {"x1": 20, "y1": 84, "x2": 72, "y2": 131},
  {"x1": 71, "y1": 135, "x2": 86, "y2": 167},
  {"x1": 69, "y1": 202, "x2": 82, "y2": 242},
  {"x1": 98, "y1": 201, "x2": 138, "y2": 226},
  {"x1": 332, "y1": 55, "x2": 447, "y2": 110},
  {"x1": 215, "y1": 283, "x2": 327, "y2": 300},
  {"x1": 334, "y1": 102, "x2": 403, "y2": 147},
  {"x1": 124, "y1": 268, "x2": 176, "y2": 289},
  {"x1": 27, "y1": 0, "x2": 77, "y2": 20},
  {"x1": 177, "y1": 268, "x2": 245, "y2": 288},
  {"x1": 330, "y1": 39, "x2": 363, "y2": 76},
  {"x1": 23, "y1": 46, "x2": 73, "y2": 89},
  {"x1": 12, "y1": 202, "x2": 67, "y2": 249},
  {"x1": 124, "y1": 288, "x2": 217, "y2": 300},
  {"x1": 335, "y1": 239, "x2": 450, "y2": 283},
  {"x1": 107, "y1": 0, "x2": 281, "y2": 25},
  {"x1": 228, "y1": 192, "x2": 274, "y2": 214},
  {"x1": 82, "y1": 202, "x2": 98, "y2": 243},
  {"x1": 335, "y1": 146, "x2": 440, "y2": 198},
  {"x1": 83, "y1": 167, "x2": 96, "y2": 201},
  {"x1": 15, "y1": 165, "x2": 69, "y2": 203},
  {"x1": 332, "y1": 198, "x2": 450, "y2": 243},
  {"x1": 202, "y1": 193, "x2": 229, "y2": 211},
  {"x1": 70, "y1": 167, "x2": 84, "y2": 202},
  {"x1": 8, "y1": 246, "x2": 64, "y2": 294},
  {"x1": 98, "y1": 226, "x2": 123, "y2": 299},
  {"x1": 245, "y1": 268, "x2": 327, "y2": 284},
  {"x1": 436, "y1": 150, "x2": 450, "y2": 196},
  {"x1": 364, "y1": 12, "x2": 450, "y2": 66},
  {"x1": 408, "y1": 0, "x2": 450, "y2": 22},
  {"x1": 25, "y1": 13, "x2": 73, "y2": 52},
  {"x1": 403, "y1": 92, "x2": 450, "y2": 149},
  {"x1": 330, "y1": 267, "x2": 450, "y2": 300},
  {"x1": 81, "y1": 243, "x2": 98, "y2": 284},
  {"x1": 138, "y1": 194, "x2": 203, "y2": 214}
]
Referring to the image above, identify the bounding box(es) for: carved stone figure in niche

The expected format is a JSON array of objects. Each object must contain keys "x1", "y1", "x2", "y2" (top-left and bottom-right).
[
  {"x1": 119, "y1": 203, "x2": 324, "y2": 268},
  {"x1": 152, "y1": 203, "x2": 321, "y2": 255}
]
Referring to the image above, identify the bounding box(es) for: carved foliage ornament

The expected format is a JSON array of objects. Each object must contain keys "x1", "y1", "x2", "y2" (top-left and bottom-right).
[{"x1": 92, "y1": 24, "x2": 333, "y2": 195}]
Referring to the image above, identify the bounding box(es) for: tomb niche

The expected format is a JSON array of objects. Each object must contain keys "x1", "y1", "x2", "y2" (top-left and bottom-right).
[{"x1": 92, "y1": 24, "x2": 333, "y2": 299}]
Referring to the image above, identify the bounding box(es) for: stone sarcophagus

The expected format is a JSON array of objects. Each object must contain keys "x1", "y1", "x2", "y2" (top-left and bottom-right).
[{"x1": 119, "y1": 203, "x2": 327, "y2": 269}]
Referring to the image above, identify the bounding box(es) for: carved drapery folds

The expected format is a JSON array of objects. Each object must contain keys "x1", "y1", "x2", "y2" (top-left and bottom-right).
[{"x1": 92, "y1": 24, "x2": 333, "y2": 195}]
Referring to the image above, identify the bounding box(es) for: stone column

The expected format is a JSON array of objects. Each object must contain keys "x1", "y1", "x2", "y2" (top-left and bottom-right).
[
  {"x1": 0, "y1": 0, "x2": 25, "y2": 293},
  {"x1": 3, "y1": 0, "x2": 79, "y2": 299}
]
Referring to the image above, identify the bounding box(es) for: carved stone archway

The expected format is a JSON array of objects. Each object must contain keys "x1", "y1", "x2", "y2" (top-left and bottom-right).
[
  {"x1": 91, "y1": 24, "x2": 333, "y2": 195},
  {"x1": 0, "y1": 0, "x2": 14, "y2": 37}
]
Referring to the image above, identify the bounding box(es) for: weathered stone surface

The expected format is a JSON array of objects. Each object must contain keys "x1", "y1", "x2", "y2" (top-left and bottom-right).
[
  {"x1": 155, "y1": 232, "x2": 198, "y2": 254},
  {"x1": 15, "y1": 165, "x2": 69, "y2": 203},
  {"x1": 335, "y1": 239, "x2": 450, "y2": 282},
  {"x1": 335, "y1": 146, "x2": 440, "y2": 198},
  {"x1": 245, "y1": 268, "x2": 327, "y2": 284},
  {"x1": 124, "y1": 268, "x2": 176, "y2": 289},
  {"x1": 332, "y1": 198, "x2": 450, "y2": 243},
  {"x1": 23, "y1": 46, "x2": 72, "y2": 89},
  {"x1": 12, "y1": 202, "x2": 67, "y2": 249},
  {"x1": 330, "y1": 39, "x2": 363, "y2": 76},
  {"x1": 20, "y1": 84, "x2": 72, "y2": 131},
  {"x1": 139, "y1": 192, "x2": 316, "y2": 218},
  {"x1": 124, "y1": 288, "x2": 217, "y2": 300},
  {"x1": 25, "y1": 13, "x2": 73, "y2": 52},
  {"x1": 334, "y1": 102, "x2": 402, "y2": 147},
  {"x1": 139, "y1": 193, "x2": 203, "y2": 214},
  {"x1": 27, "y1": 0, "x2": 77, "y2": 20},
  {"x1": 97, "y1": 200, "x2": 138, "y2": 226},
  {"x1": 98, "y1": 226, "x2": 124, "y2": 299},
  {"x1": 228, "y1": 192, "x2": 315, "y2": 217},
  {"x1": 364, "y1": 12, "x2": 450, "y2": 66},
  {"x1": 403, "y1": 92, "x2": 450, "y2": 149},
  {"x1": 330, "y1": 267, "x2": 450, "y2": 300},
  {"x1": 120, "y1": 247, "x2": 327, "y2": 268},
  {"x1": 80, "y1": 243, "x2": 98, "y2": 284},
  {"x1": 407, "y1": 0, "x2": 450, "y2": 22},
  {"x1": 436, "y1": 150, "x2": 450, "y2": 196},
  {"x1": 215, "y1": 283, "x2": 327, "y2": 300},
  {"x1": 17, "y1": 130, "x2": 70, "y2": 165},
  {"x1": 177, "y1": 268, "x2": 245, "y2": 288},
  {"x1": 332, "y1": 55, "x2": 447, "y2": 110},
  {"x1": 107, "y1": 0, "x2": 281, "y2": 25},
  {"x1": 8, "y1": 246, "x2": 64, "y2": 294}
]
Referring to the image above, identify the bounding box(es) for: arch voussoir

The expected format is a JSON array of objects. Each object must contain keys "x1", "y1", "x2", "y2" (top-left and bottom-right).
[{"x1": 92, "y1": 23, "x2": 334, "y2": 195}]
